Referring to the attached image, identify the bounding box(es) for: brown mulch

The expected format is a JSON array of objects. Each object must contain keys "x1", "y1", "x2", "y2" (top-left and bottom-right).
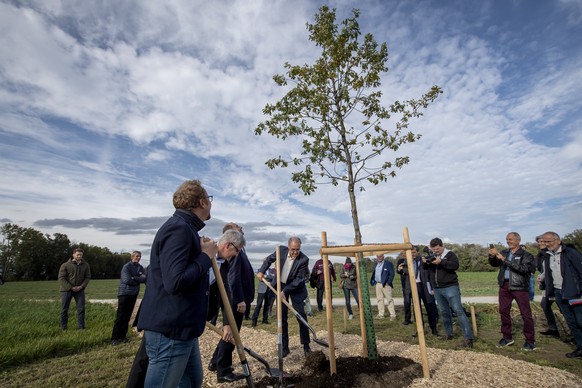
[{"x1": 198, "y1": 327, "x2": 582, "y2": 388}]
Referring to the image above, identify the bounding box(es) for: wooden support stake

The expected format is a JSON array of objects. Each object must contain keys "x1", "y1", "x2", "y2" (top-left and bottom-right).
[
  {"x1": 321, "y1": 231, "x2": 337, "y2": 375},
  {"x1": 402, "y1": 227, "x2": 430, "y2": 379},
  {"x1": 321, "y1": 243, "x2": 413, "y2": 256},
  {"x1": 470, "y1": 305, "x2": 478, "y2": 336}
]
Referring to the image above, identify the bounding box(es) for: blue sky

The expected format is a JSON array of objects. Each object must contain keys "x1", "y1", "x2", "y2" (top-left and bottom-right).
[{"x1": 1, "y1": 0, "x2": 581, "y2": 268}]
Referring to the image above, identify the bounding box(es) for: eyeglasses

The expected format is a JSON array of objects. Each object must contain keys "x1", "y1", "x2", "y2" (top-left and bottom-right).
[
  {"x1": 229, "y1": 242, "x2": 240, "y2": 254},
  {"x1": 206, "y1": 195, "x2": 213, "y2": 202}
]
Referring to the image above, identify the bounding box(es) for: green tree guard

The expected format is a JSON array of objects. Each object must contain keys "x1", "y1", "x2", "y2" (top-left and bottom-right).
[{"x1": 358, "y1": 259, "x2": 378, "y2": 360}]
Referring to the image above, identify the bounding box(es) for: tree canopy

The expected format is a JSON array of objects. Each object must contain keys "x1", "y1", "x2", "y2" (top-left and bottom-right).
[{"x1": 255, "y1": 6, "x2": 442, "y2": 244}]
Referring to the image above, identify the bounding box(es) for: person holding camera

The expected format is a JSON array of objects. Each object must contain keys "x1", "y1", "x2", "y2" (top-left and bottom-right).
[
  {"x1": 413, "y1": 246, "x2": 440, "y2": 335},
  {"x1": 425, "y1": 238, "x2": 474, "y2": 348},
  {"x1": 340, "y1": 257, "x2": 359, "y2": 319},
  {"x1": 488, "y1": 232, "x2": 536, "y2": 351}
]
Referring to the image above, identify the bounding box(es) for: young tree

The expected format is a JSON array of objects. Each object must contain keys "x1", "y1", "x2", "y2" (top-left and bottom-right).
[{"x1": 255, "y1": 6, "x2": 442, "y2": 244}]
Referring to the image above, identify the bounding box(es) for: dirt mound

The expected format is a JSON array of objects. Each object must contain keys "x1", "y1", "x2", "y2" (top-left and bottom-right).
[{"x1": 253, "y1": 352, "x2": 422, "y2": 387}]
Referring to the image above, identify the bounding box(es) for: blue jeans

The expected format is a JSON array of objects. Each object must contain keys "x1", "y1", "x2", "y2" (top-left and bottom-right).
[
  {"x1": 144, "y1": 330, "x2": 202, "y2": 388},
  {"x1": 343, "y1": 287, "x2": 359, "y2": 315},
  {"x1": 555, "y1": 289, "x2": 582, "y2": 350},
  {"x1": 529, "y1": 275, "x2": 535, "y2": 301},
  {"x1": 434, "y1": 285, "x2": 474, "y2": 340}
]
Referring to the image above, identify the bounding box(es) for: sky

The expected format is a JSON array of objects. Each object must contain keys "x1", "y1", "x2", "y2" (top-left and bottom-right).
[{"x1": 1, "y1": 0, "x2": 581, "y2": 268}]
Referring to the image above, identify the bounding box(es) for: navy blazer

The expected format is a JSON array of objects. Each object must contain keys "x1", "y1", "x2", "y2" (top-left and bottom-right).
[
  {"x1": 228, "y1": 248, "x2": 255, "y2": 306},
  {"x1": 137, "y1": 210, "x2": 212, "y2": 341},
  {"x1": 370, "y1": 260, "x2": 395, "y2": 288},
  {"x1": 259, "y1": 245, "x2": 309, "y2": 303}
]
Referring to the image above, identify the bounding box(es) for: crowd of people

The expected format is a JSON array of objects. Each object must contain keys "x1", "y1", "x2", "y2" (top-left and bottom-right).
[{"x1": 55, "y1": 179, "x2": 582, "y2": 387}]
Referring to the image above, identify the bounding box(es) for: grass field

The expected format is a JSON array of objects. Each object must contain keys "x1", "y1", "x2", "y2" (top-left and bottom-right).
[{"x1": 0, "y1": 274, "x2": 580, "y2": 387}]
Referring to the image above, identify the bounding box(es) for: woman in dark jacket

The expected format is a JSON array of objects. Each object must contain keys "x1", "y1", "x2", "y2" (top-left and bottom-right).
[{"x1": 340, "y1": 257, "x2": 359, "y2": 319}]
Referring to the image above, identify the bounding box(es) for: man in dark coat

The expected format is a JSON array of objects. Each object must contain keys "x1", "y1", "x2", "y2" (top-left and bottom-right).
[
  {"x1": 258, "y1": 236, "x2": 311, "y2": 357},
  {"x1": 209, "y1": 223, "x2": 254, "y2": 383}
]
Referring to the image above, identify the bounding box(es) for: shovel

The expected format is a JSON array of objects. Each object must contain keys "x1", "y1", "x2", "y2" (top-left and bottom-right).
[
  {"x1": 205, "y1": 322, "x2": 288, "y2": 378},
  {"x1": 260, "y1": 278, "x2": 330, "y2": 348}
]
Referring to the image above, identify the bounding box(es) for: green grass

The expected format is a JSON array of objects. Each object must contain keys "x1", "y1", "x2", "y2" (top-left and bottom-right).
[{"x1": 0, "y1": 274, "x2": 580, "y2": 387}]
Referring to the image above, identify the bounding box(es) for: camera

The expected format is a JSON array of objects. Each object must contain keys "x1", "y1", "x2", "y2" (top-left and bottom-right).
[{"x1": 423, "y1": 246, "x2": 437, "y2": 263}]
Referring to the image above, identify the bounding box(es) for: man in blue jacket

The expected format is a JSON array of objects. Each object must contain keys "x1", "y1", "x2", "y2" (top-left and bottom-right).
[
  {"x1": 257, "y1": 236, "x2": 311, "y2": 357},
  {"x1": 370, "y1": 254, "x2": 396, "y2": 320},
  {"x1": 111, "y1": 250, "x2": 146, "y2": 346},
  {"x1": 137, "y1": 179, "x2": 240, "y2": 388},
  {"x1": 540, "y1": 231, "x2": 582, "y2": 359}
]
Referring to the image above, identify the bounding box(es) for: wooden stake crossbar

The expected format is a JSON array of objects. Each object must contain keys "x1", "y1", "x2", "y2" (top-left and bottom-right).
[{"x1": 320, "y1": 243, "x2": 413, "y2": 257}]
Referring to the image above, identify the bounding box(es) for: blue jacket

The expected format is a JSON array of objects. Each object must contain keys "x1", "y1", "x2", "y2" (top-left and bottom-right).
[
  {"x1": 117, "y1": 261, "x2": 146, "y2": 296},
  {"x1": 370, "y1": 260, "x2": 395, "y2": 288},
  {"x1": 137, "y1": 210, "x2": 211, "y2": 340}
]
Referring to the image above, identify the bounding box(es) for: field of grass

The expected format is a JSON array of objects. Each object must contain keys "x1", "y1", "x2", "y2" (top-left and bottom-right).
[
  {"x1": 0, "y1": 274, "x2": 580, "y2": 387},
  {"x1": 0, "y1": 272, "x2": 499, "y2": 301}
]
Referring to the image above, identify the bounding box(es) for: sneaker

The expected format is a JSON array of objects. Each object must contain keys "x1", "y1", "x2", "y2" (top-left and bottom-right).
[
  {"x1": 497, "y1": 338, "x2": 515, "y2": 347},
  {"x1": 376, "y1": 315, "x2": 384, "y2": 319},
  {"x1": 389, "y1": 316, "x2": 396, "y2": 321},
  {"x1": 522, "y1": 342, "x2": 536, "y2": 351},
  {"x1": 348, "y1": 314, "x2": 353, "y2": 320}
]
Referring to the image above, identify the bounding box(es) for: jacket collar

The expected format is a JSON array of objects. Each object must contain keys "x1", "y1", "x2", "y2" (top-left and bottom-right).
[{"x1": 174, "y1": 209, "x2": 205, "y2": 231}]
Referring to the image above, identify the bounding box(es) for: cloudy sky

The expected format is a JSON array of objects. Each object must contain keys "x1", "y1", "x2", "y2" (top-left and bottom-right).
[{"x1": 1, "y1": 0, "x2": 581, "y2": 268}]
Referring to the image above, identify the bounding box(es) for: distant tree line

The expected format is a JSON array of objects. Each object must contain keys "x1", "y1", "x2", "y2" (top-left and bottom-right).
[
  {"x1": 2, "y1": 222, "x2": 581, "y2": 282},
  {"x1": 0, "y1": 223, "x2": 131, "y2": 281}
]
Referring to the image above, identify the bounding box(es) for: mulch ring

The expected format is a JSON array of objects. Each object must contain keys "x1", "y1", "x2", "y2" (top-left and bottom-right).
[{"x1": 253, "y1": 351, "x2": 422, "y2": 387}]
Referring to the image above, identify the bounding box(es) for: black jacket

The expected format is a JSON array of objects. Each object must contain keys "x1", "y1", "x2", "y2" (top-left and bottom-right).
[
  {"x1": 425, "y1": 249, "x2": 460, "y2": 289},
  {"x1": 542, "y1": 244, "x2": 582, "y2": 300},
  {"x1": 489, "y1": 246, "x2": 534, "y2": 291}
]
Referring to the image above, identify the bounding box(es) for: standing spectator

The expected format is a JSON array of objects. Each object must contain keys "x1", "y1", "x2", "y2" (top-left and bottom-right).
[
  {"x1": 312, "y1": 256, "x2": 336, "y2": 312},
  {"x1": 257, "y1": 236, "x2": 311, "y2": 358},
  {"x1": 396, "y1": 254, "x2": 412, "y2": 325},
  {"x1": 540, "y1": 231, "x2": 582, "y2": 359},
  {"x1": 251, "y1": 260, "x2": 273, "y2": 327},
  {"x1": 137, "y1": 179, "x2": 219, "y2": 388},
  {"x1": 59, "y1": 248, "x2": 91, "y2": 330},
  {"x1": 426, "y1": 238, "x2": 474, "y2": 348},
  {"x1": 111, "y1": 251, "x2": 146, "y2": 345},
  {"x1": 536, "y1": 236, "x2": 560, "y2": 338},
  {"x1": 340, "y1": 257, "x2": 359, "y2": 320},
  {"x1": 488, "y1": 232, "x2": 536, "y2": 351},
  {"x1": 370, "y1": 254, "x2": 396, "y2": 320},
  {"x1": 413, "y1": 246, "x2": 440, "y2": 336},
  {"x1": 208, "y1": 228, "x2": 250, "y2": 383}
]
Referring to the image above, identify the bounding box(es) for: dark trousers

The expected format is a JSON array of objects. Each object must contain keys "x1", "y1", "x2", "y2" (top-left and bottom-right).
[
  {"x1": 251, "y1": 292, "x2": 270, "y2": 322},
  {"x1": 126, "y1": 337, "x2": 148, "y2": 388},
  {"x1": 403, "y1": 281, "x2": 412, "y2": 322},
  {"x1": 60, "y1": 290, "x2": 86, "y2": 329},
  {"x1": 112, "y1": 294, "x2": 138, "y2": 340},
  {"x1": 541, "y1": 295, "x2": 558, "y2": 331},
  {"x1": 499, "y1": 281, "x2": 535, "y2": 343},
  {"x1": 316, "y1": 285, "x2": 325, "y2": 311},
  {"x1": 556, "y1": 289, "x2": 582, "y2": 349},
  {"x1": 281, "y1": 292, "x2": 310, "y2": 350},
  {"x1": 415, "y1": 282, "x2": 439, "y2": 329},
  {"x1": 211, "y1": 308, "x2": 244, "y2": 377}
]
